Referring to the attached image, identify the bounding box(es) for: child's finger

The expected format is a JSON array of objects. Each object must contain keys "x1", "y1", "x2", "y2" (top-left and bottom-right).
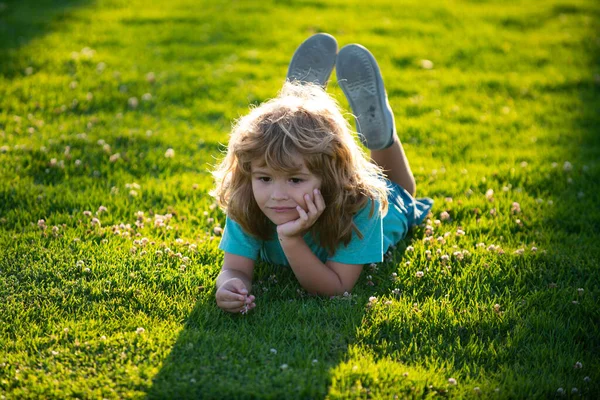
[
  {"x1": 296, "y1": 205, "x2": 309, "y2": 221},
  {"x1": 304, "y1": 193, "x2": 318, "y2": 215},
  {"x1": 221, "y1": 291, "x2": 246, "y2": 302},
  {"x1": 219, "y1": 300, "x2": 245, "y2": 310},
  {"x1": 314, "y1": 189, "x2": 326, "y2": 211}
]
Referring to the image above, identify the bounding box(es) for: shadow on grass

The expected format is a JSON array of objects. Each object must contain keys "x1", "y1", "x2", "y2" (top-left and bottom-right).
[
  {"x1": 144, "y1": 258, "x2": 369, "y2": 399},
  {"x1": 0, "y1": 0, "x2": 94, "y2": 78}
]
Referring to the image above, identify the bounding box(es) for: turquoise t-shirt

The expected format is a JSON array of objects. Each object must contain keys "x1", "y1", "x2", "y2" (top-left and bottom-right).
[{"x1": 218, "y1": 180, "x2": 433, "y2": 266}]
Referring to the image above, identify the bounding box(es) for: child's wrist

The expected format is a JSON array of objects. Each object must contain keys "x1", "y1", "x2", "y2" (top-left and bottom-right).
[{"x1": 277, "y1": 233, "x2": 305, "y2": 244}]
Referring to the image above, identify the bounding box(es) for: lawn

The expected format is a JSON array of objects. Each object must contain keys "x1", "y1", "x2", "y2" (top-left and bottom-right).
[{"x1": 1, "y1": 0, "x2": 599, "y2": 398}]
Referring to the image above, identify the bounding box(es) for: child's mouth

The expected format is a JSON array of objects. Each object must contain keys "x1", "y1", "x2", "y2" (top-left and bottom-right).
[{"x1": 270, "y1": 207, "x2": 296, "y2": 213}]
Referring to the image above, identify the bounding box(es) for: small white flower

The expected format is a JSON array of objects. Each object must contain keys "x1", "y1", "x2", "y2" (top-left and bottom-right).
[
  {"x1": 406, "y1": 246, "x2": 414, "y2": 252},
  {"x1": 136, "y1": 327, "x2": 145, "y2": 334},
  {"x1": 165, "y1": 148, "x2": 175, "y2": 158},
  {"x1": 448, "y1": 378, "x2": 457, "y2": 385},
  {"x1": 280, "y1": 364, "x2": 288, "y2": 370},
  {"x1": 420, "y1": 59, "x2": 434, "y2": 69},
  {"x1": 128, "y1": 97, "x2": 139, "y2": 109},
  {"x1": 563, "y1": 161, "x2": 572, "y2": 171},
  {"x1": 368, "y1": 296, "x2": 378, "y2": 303},
  {"x1": 415, "y1": 271, "x2": 424, "y2": 278},
  {"x1": 270, "y1": 348, "x2": 277, "y2": 354}
]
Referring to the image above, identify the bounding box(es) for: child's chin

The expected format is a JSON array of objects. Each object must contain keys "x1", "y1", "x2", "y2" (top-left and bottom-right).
[{"x1": 268, "y1": 214, "x2": 298, "y2": 225}]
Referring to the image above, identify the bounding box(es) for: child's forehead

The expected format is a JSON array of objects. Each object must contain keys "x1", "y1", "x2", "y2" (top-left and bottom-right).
[{"x1": 250, "y1": 154, "x2": 307, "y2": 172}]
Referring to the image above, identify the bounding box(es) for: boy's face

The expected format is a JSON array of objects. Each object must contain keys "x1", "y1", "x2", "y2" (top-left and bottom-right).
[{"x1": 250, "y1": 155, "x2": 322, "y2": 226}]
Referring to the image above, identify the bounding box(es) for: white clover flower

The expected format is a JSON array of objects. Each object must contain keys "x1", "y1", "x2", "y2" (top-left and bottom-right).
[
  {"x1": 91, "y1": 218, "x2": 101, "y2": 227},
  {"x1": 440, "y1": 211, "x2": 450, "y2": 221},
  {"x1": 406, "y1": 246, "x2": 414, "y2": 252},
  {"x1": 511, "y1": 202, "x2": 521, "y2": 214},
  {"x1": 136, "y1": 327, "x2": 145, "y2": 334},
  {"x1": 415, "y1": 271, "x2": 424, "y2": 278},
  {"x1": 280, "y1": 364, "x2": 288, "y2": 370},
  {"x1": 563, "y1": 161, "x2": 572, "y2": 171},
  {"x1": 142, "y1": 93, "x2": 152, "y2": 101},
  {"x1": 128, "y1": 97, "x2": 139, "y2": 109},
  {"x1": 448, "y1": 378, "x2": 457, "y2": 385},
  {"x1": 485, "y1": 189, "x2": 494, "y2": 200},
  {"x1": 420, "y1": 59, "x2": 434, "y2": 69},
  {"x1": 165, "y1": 148, "x2": 175, "y2": 158},
  {"x1": 270, "y1": 348, "x2": 277, "y2": 354},
  {"x1": 368, "y1": 296, "x2": 378, "y2": 303}
]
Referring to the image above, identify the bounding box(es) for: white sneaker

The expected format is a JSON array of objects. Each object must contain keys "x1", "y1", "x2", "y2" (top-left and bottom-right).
[
  {"x1": 287, "y1": 33, "x2": 338, "y2": 87},
  {"x1": 336, "y1": 44, "x2": 395, "y2": 150}
]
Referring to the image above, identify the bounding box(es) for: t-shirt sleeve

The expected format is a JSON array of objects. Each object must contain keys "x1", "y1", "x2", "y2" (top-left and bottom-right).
[
  {"x1": 218, "y1": 215, "x2": 261, "y2": 261},
  {"x1": 328, "y1": 199, "x2": 384, "y2": 265}
]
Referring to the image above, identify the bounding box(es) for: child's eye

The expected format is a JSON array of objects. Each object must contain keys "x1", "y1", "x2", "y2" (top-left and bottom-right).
[
  {"x1": 290, "y1": 178, "x2": 303, "y2": 184},
  {"x1": 257, "y1": 177, "x2": 271, "y2": 182}
]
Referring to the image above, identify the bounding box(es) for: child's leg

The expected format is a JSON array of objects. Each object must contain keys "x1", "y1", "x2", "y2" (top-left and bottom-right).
[
  {"x1": 370, "y1": 135, "x2": 416, "y2": 196},
  {"x1": 336, "y1": 44, "x2": 416, "y2": 195}
]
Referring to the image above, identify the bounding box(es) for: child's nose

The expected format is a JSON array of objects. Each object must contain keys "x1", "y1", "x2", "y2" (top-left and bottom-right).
[{"x1": 271, "y1": 184, "x2": 289, "y2": 200}]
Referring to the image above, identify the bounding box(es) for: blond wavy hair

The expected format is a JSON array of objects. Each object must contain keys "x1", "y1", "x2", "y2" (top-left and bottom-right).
[{"x1": 211, "y1": 82, "x2": 389, "y2": 255}]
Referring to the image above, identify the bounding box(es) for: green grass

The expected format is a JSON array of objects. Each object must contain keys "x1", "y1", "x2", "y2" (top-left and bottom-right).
[{"x1": 1, "y1": 0, "x2": 599, "y2": 398}]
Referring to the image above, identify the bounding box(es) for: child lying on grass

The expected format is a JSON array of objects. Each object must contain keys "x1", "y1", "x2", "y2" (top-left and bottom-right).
[{"x1": 211, "y1": 33, "x2": 433, "y2": 313}]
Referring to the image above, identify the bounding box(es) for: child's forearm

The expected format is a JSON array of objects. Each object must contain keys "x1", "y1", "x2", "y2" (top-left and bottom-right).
[
  {"x1": 216, "y1": 268, "x2": 253, "y2": 292},
  {"x1": 278, "y1": 236, "x2": 344, "y2": 296}
]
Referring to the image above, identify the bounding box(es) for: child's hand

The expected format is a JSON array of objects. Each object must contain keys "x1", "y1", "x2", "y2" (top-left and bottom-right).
[
  {"x1": 216, "y1": 278, "x2": 256, "y2": 314},
  {"x1": 277, "y1": 189, "x2": 326, "y2": 238}
]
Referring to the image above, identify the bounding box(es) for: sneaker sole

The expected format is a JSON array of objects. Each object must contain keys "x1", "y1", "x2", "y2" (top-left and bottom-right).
[
  {"x1": 336, "y1": 44, "x2": 395, "y2": 150},
  {"x1": 287, "y1": 33, "x2": 338, "y2": 87}
]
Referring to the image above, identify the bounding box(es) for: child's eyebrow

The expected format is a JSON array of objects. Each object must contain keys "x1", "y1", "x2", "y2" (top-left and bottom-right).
[{"x1": 251, "y1": 168, "x2": 309, "y2": 176}]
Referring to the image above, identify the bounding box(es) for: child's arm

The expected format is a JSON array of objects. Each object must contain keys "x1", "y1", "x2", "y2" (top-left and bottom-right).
[
  {"x1": 279, "y1": 236, "x2": 362, "y2": 296},
  {"x1": 216, "y1": 252, "x2": 256, "y2": 313},
  {"x1": 277, "y1": 189, "x2": 362, "y2": 296}
]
